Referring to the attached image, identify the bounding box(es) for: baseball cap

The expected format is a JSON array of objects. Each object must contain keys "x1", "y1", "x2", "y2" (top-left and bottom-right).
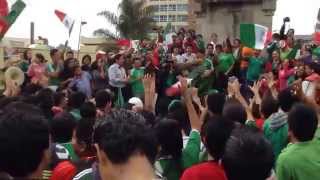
[{"x1": 128, "y1": 97, "x2": 144, "y2": 109}]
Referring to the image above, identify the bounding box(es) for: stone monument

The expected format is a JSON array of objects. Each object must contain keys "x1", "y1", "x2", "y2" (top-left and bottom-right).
[{"x1": 191, "y1": 0, "x2": 277, "y2": 41}]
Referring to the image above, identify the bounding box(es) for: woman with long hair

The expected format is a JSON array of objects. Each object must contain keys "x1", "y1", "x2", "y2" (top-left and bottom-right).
[
  {"x1": 27, "y1": 53, "x2": 48, "y2": 87},
  {"x1": 155, "y1": 118, "x2": 201, "y2": 180}
]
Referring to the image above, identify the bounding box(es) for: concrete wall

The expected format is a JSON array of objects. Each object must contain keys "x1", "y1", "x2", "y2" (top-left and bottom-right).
[{"x1": 196, "y1": 1, "x2": 276, "y2": 42}]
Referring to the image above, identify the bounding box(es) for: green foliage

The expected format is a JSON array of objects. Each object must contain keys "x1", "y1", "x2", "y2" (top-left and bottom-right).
[{"x1": 94, "y1": 0, "x2": 154, "y2": 40}]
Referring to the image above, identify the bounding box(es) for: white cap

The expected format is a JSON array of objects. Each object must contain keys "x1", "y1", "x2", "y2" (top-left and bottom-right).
[{"x1": 128, "y1": 97, "x2": 144, "y2": 109}]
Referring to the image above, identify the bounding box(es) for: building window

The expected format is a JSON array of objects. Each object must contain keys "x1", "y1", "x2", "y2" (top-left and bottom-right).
[
  {"x1": 153, "y1": 15, "x2": 160, "y2": 22},
  {"x1": 168, "y1": 4, "x2": 176, "y2": 11},
  {"x1": 177, "y1": 15, "x2": 188, "y2": 22},
  {"x1": 160, "y1": 15, "x2": 167, "y2": 22},
  {"x1": 177, "y1": 4, "x2": 188, "y2": 11},
  {"x1": 168, "y1": 15, "x2": 176, "y2": 22},
  {"x1": 152, "y1": 5, "x2": 159, "y2": 12},
  {"x1": 159, "y1": 5, "x2": 168, "y2": 12}
]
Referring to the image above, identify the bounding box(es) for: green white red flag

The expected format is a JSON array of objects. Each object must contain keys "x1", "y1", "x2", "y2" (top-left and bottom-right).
[
  {"x1": 0, "y1": 0, "x2": 26, "y2": 40},
  {"x1": 240, "y1": 24, "x2": 268, "y2": 50},
  {"x1": 55, "y1": 9, "x2": 75, "y2": 36},
  {"x1": 314, "y1": 8, "x2": 320, "y2": 45}
]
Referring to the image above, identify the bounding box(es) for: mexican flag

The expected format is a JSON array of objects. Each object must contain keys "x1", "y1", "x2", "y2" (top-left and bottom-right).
[
  {"x1": 55, "y1": 10, "x2": 75, "y2": 36},
  {"x1": 240, "y1": 24, "x2": 268, "y2": 50},
  {"x1": 314, "y1": 8, "x2": 320, "y2": 45},
  {"x1": 0, "y1": 0, "x2": 26, "y2": 40},
  {"x1": 0, "y1": 0, "x2": 8, "y2": 17}
]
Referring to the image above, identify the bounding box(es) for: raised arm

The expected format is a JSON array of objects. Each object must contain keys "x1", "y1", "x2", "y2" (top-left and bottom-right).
[
  {"x1": 231, "y1": 80, "x2": 254, "y2": 121},
  {"x1": 180, "y1": 77, "x2": 202, "y2": 131},
  {"x1": 143, "y1": 74, "x2": 157, "y2": 113}
]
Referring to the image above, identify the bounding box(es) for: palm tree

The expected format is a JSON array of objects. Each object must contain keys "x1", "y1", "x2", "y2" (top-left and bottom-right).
[{"x1": 94, "y1": 0, "x2": 154, "y2": 40}]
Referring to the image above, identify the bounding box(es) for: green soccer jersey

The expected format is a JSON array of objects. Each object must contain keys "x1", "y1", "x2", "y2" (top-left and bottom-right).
[
  {"x1": 276, "y1": 140, "x2": 320, "y2": 180},
  {"x1": 263, "y1": 118, "x2": 289, "y2": 160},
  {"x1": 47, "y1": 63, "x2": 61, "y2": 86},
  {"x1": 19, "y1": 60, "x2": 30, "y2": 73},
  {"x1": 73, "y1": 168, "x2": 93, "y2": 180},
  {"x1": 247, "y1": 57, "x2": 264, "y2": 81},
  {"x1": 217, "y1": 53, "x2": 235, "y2": 73},
  {"x1": 70, "y1": 109, "x2": 82, "y2": 122},
  {"x1": 195, "y1": 58, "x2": 214, "y2": 97},
  {"x1": 155, "y1": 130, "x2": 201, "y2": 180},
  {"x1": 130, "y1": 68, "x2": 144, "y2": 97}
]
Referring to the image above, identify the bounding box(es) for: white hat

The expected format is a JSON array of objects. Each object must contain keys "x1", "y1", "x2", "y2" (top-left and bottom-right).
[{"x1": 128, "y1": 97, "x2": 144, "y2": 109}]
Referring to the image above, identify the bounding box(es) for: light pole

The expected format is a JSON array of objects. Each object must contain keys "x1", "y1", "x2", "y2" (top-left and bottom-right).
[{"x1": 77, "y1": 20, "x2": 87, "y2": 59}]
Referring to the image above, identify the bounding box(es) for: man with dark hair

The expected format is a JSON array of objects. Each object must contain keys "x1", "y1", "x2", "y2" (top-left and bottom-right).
[
  {"x1": 181, "y1": 116, "x2": 234, "y2": 180},
  {"x1": 277, "y1": 103, "x2": 320, "y2": 180},
  {"x1": 69, "y1": 65, "x2": 92, "y2": 98},
  {"x1": 74, "y1": 110, "x2": 157, "y2": 180},
  {"x1": 263, "y1": 88, "x2": 299, "y2": 159},
  {"x1": 80, "y1": 102, "x2": 97, "y2": 119},
  {"x1": 50, "y1": 112, "x2": 79, "y2": 169},
  {"x1": 51, "y1": 112, "x2": 76, "y2": 143},
  {"x1": 207, "y1": 92, "x2": 225, "y2": 116},
  {"x1": 0, "y1": 102, "x2": 50, "y2": 179},
  {"x1": 222, "y1": 127, "x2": 274, "y2": 180},
  {"x1": 48, "y1": 48, "x2": 63, "y2": 88},
  {"x1": 95, "y1": 89, "x2": 112, "y2": 118},
  {"x1": 66, "y1": 50, "x2": 74, "y2": 60},
  {"x1": 68, "y1": 92, "x2": 86, "y2": 121},
  {"x1": 260, "y1": 92, "x2": 279, "y2": 120},
  {"x1": 51, "y1": 117, "x2": 96, "y2": 180}
]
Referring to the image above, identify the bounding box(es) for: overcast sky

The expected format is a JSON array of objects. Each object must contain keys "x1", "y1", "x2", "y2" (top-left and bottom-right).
[{"x1": 5, "y1": 0, "x2": 320, "y2": 49}]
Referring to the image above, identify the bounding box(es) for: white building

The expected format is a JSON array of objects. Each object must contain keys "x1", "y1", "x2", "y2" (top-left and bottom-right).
[{"x1": 147, "y1": 0, "x2": 190, "y2": 31}]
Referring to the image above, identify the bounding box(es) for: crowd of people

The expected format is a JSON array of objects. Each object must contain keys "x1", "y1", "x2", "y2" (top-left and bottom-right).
[{"x1": 0, "y1": 21, "x2": 320, "y2": 180}]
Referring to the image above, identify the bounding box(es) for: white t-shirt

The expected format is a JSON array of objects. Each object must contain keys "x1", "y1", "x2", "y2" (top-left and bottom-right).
[
  {"x1": 181, "y1": 53, "x2": 196, "y2": 64},
  {"x1": 172, "y1": 54, "x2": 184, "y2": 64}
]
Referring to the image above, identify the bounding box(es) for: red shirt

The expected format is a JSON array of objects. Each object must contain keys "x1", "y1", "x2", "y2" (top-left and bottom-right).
[
  {"x1": 184, "y1": 39, "x2": 198, "y2": 53},
  {"x1": 255, "y1": 118, "x2": 265, "y2": 131},
  {"x1": 181, "y1": 162, "x2": 227, "y2": 180}
]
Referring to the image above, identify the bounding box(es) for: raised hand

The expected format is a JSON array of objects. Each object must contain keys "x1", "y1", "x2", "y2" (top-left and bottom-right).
[
  {"x1": 249, "y1": 81, "x2": 261, "y2": 95},
  {"x1": 178, "y1": 76, "x2": 188, "y2": 96}
]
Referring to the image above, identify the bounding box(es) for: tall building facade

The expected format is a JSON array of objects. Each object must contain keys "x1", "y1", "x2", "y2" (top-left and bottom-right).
[{"x1": 146, "y1": 0, "x2": 191, "y2": 31}]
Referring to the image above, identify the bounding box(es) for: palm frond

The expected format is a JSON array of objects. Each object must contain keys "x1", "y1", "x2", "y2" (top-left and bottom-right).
[
  {"x1": 93, "y1": 29, "x2": 119, "y2": 39},
  {"x1": 97, "y1": 11, "x2": 119, "y2": 26},
  {"x1": 96, "y1": 0, "x2": 154, "y2": 40}
]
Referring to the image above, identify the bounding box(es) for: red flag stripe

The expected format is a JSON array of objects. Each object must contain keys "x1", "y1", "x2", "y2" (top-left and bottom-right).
[
  {"x1": 54, "y1": 10, "x2": 66, "y2": 22},
  {"x1": 0, "y1": 0, "x2": 8, "y2": 17}
]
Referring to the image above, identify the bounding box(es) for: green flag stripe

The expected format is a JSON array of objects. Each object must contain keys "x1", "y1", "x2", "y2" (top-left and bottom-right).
[
  {"x1": 0, "y1": 0, "x2": 26, "y2": 39},
  {"x1": 240, "y1": 24, "x2": 256, "y2": 49}
]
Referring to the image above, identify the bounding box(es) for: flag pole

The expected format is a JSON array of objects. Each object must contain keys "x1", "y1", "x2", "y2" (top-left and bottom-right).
[{"x1": 77, "y1": 20, "x2": 87, "y2": 59}]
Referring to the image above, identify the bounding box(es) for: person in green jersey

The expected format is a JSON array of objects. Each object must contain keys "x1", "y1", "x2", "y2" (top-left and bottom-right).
[
  {"x1": 19, "y1": 49, "x2": 32, "y2": 73},
  {"x1": 47, "y1": 49, "x2": 63, "y2": 89},
  {"x1": 130, "y1": 58, "x2": 145, "y2": 99},
  {"x1": 155, "y1": 119, "x2": 201, "y2": 180},
  {"x1": 277, "y1": 104, "x2": 320, "y2": 180},
  {"x1": 246, "y1": 49, "x2": 265, "y2": 85},
  {"x1": 51, "y1": 110, "x2": 97, "y2": 180},
  {"x1": 191, "y1": 44, "x2": 215, "y2": 97},
  {"x1": 50, "y1": 112, "x2": 79, "y2": 164},
  {"x1": 217, "y1": 52, "x2": 235, "y2": 74},
  {"x1": 196, "y1": 34, "x2": 206, "y2": 54},
  {"x1": 68, "y1": 92, "x2": 86, "y2": 121},
  {"x1": 279, "y1": 40, "x2": 292, "y2": 61},
  {"x1": 264, "y1": 88, "x2": 299, "y2": 160}
]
